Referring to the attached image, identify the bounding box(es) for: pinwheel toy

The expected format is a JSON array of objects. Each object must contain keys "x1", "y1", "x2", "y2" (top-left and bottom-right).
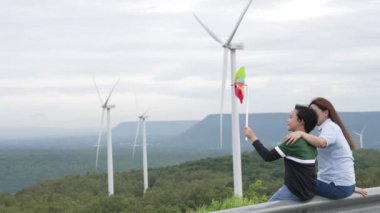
[
  {"x1": 234, "y1": 66, "x2": 246, "y2": 104},
  {"x1": 234, "y1": 66, "x2": 250, "y2": 136}
]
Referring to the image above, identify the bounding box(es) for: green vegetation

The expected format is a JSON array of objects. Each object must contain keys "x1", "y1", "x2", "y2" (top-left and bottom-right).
[
  {"x1": 195, "y1": 180, "x2": 268, "y2": 212},
  {"x1": 354, "y1": 149, "x2": 380, "y2": 187},
  {"x1": 0, "y1": 147, "x2": 227, "y2": 193},
  {"x1": 0, "y1": 149, "x2": 378, "y2": 212}
]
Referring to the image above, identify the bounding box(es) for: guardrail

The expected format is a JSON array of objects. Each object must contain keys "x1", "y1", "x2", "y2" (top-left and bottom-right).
[{"x1": 214, "y1": 186, "x2": 380, "y2": 213}]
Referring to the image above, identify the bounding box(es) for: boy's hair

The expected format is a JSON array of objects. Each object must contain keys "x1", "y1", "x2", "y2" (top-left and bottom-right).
[{"x1": 295, "y1": 104, "x2": 318, "y2": 133}]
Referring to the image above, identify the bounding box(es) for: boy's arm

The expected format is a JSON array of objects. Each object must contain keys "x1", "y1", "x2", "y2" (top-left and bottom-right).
[
  {"x1": 244, "y1": 127, "x2": 282, "y2": 161},
  {"x1": 252, "y1": 140, "x2": 281, "y2": 162}
]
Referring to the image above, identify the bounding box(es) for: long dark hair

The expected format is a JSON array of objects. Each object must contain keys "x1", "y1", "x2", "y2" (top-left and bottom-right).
[{"x1": 309, "y1": 97, "x2": 356, "y2": 150}]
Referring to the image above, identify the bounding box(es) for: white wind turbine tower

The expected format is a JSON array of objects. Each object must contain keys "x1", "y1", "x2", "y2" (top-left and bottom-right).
[
  {"x1": 353, "y1": 126, "x2": 366, "y2": 149},
  {"x1": 132, "y1": 109, "x2": 150, "y2": 194},
  {"x1": 193, "y1": 0, "x2": 253, "y2": 197},
  {"x1": 94, "y1": 78, "x2": 120, "y2": 196}
]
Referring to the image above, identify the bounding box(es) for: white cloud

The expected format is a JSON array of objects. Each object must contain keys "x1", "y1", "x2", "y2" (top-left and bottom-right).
[
  {"x1": 251, "y1": 0, "x2": 356, "y2": 22},
  {"x1": 0, "y1": 0, "x2": 379, "y2": 129}
]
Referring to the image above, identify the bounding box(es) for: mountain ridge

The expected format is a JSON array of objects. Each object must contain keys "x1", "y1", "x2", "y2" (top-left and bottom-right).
[{"x1": 1, "y1": 112, "x2": 379, "y2": 150}]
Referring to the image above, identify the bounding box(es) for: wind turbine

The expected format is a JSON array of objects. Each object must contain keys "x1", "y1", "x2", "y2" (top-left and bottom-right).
[
  {"x1": 353, "y1": 126, "x2": 366, "y2": 149},
  {"x1": 132, "y1": 109, "x2": 150, "y2": 194},
  {"x1": 94, "y1": 78, "x2": 120, "y2": 196},
  {"x1": 193, "y1": 0, "x2": 253, "y2": 197}
]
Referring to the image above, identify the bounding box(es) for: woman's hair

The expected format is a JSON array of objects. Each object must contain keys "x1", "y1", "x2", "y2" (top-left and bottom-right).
[
  {"x1": 295, "y1": 104, "x2": 318, "y2": 133},
  {"x1": 309, "y1": 97, "x2": 356, "y2": 150}
]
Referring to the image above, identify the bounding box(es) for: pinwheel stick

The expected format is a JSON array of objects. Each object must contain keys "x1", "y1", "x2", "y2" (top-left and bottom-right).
[{"x1": 245, "y1": 85, "x2": 249, "y2": 141}]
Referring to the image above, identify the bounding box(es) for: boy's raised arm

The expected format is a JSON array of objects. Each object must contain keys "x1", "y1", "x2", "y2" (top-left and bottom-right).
[{"x1": 245, "y1": 127, "x2": 281, "y2": 162}]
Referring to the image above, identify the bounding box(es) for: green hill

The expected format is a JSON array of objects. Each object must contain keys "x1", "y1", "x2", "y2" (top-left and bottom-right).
[{"x1": 0, "y1": 149, "x2": 379, "y2": 213}]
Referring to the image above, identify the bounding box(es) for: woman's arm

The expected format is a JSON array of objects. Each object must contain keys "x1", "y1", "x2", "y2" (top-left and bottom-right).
[{"x1": 284, "y1": 131, "x2": 327, "y2": 148}]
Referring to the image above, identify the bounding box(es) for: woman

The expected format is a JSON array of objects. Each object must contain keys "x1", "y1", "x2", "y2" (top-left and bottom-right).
[{"x1": 284, "y1": 97, "x2": 367, "y2": 199}]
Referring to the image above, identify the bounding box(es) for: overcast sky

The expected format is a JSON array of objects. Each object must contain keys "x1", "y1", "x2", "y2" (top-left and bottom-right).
[{"x1": 1, "y1": 0, "x2": 379, "y2": 129}]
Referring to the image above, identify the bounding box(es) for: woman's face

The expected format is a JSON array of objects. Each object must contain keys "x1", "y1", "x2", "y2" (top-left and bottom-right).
[
  {"x1": 287, "y1": 110, "x2": 303, "y2": 132},
  {"x1": 310, "y1": 104, "x2": 328, "y2": 125}
]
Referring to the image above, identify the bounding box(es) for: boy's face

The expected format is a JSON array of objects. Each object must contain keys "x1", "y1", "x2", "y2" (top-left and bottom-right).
[{"x1": 287, "y1": 109, "x2": 304, "y2": 132}]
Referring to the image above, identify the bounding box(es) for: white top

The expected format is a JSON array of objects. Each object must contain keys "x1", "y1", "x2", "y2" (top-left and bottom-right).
[{"x1": 316, "y1": 118, "x2": 356, "y2": 186}]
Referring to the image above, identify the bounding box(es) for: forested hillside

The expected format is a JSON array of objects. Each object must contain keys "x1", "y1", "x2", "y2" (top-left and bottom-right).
[
  {"x1": 0, "y1": 149, "x2": 379, "y2": 212},
  {"x1": 0, "y1": 148, "x2": 227, "y2": 193}
]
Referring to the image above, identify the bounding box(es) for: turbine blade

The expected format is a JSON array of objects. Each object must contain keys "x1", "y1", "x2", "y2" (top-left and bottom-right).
[
  {"x1": 142, "y1": 107, "x2": 150, "y2": 117},
  {"x1": 193, "y1": 13, "x2": 223, "y2": 44},
  {"x1": 132, "y1": 120, "x2": 141, "y2": 160},
  {"x1": 225, "y1": 0, "x2": 253, "y2": 45},
  {"x1": 220, "y1": 48, "x2": 229, "y2": 149},
  {"x1": 93, "y1": 77, "x2": 104, "y2": 105},
  {"x1": 104, "y1": 78, "x2": 120, "y2": 106},
  {"x1": 361, "y1": 126, "x2": 367, "y2": 134},
  {"x1": 95, "y1": 108, "x2": 106, "y2": 170},
  {"x1": 352, "y1": 131, "x2": 360, "y2": 136},
  {"x1": 133, "y1": 89, "x2": 141, "y2": 116}
]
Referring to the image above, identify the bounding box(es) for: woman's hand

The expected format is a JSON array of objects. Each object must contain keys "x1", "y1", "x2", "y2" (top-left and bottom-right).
[
  {"x1": 284, "y1": 131, "x2": 303, "y2": 144},
  {"x1": 355, "y1": 187, "x2": 368, "y2": 197},
  {"x1": 244, "y1": 127, "x2": 258, "y2": 142}
]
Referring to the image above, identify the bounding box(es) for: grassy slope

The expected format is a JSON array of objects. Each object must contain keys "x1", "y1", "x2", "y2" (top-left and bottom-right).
[{"x1": 0, "y1": 149, "x2": 378, "y2": 212}]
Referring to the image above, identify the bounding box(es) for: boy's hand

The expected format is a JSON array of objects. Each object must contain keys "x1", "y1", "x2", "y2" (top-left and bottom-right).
[
  {"x1": 284, "y1": 131, "x2": 303, "y2": 144},
  {"x1": 244, "y1": 127, "x2": 258, "y2": 142}
]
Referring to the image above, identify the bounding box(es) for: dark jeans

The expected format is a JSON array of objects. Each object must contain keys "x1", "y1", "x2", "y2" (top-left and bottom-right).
[{"x1": 316, "y1": 180, "x2": 355, "y2": 199}]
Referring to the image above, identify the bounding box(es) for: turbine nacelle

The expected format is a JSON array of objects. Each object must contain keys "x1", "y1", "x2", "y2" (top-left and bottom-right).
[
  {"x1": 103, "y1": 105, "x2": 115, "y2": 109},
  {"x1": 223, "y1": 43, "x2": 244, "y2": 50},
  {"x1": 138, "y1": 108, "x2": 150, "y2": 121},
  {"x1": 139, "y1": 115, "x2": 148, "y2": 120}
]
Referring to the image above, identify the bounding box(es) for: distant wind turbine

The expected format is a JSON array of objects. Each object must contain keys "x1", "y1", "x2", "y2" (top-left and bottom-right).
[
  {"x1": 194, "y1": 0, "x2": 253, "y2": 197},
  {"x1": 353, "y1": 126, "x2": 366, "y2": 149},
  {"x1": 132, "y1": 108, "x2": 150, "y2": 195},
  {"x1": 94, "y1": 78, "x2": 120, "y2": 196}
]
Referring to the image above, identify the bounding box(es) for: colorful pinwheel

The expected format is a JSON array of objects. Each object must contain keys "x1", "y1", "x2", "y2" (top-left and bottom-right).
[
  {"x1": 234, "y1": 66, "x2": 246, "y2": 104},
  {"x1": 234, "y1": 66, "x2": 250, "y2": 134}
]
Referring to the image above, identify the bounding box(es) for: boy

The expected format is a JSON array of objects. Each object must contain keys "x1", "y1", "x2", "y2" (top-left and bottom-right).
[{"x1": 244, "y1": 105, "x2": 318, "y2": 201}]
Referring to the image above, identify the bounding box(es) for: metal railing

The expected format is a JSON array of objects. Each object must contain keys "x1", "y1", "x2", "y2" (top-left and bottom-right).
[{"x1": 214, "y1": 186, "x2": 380, "y2": 213}]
